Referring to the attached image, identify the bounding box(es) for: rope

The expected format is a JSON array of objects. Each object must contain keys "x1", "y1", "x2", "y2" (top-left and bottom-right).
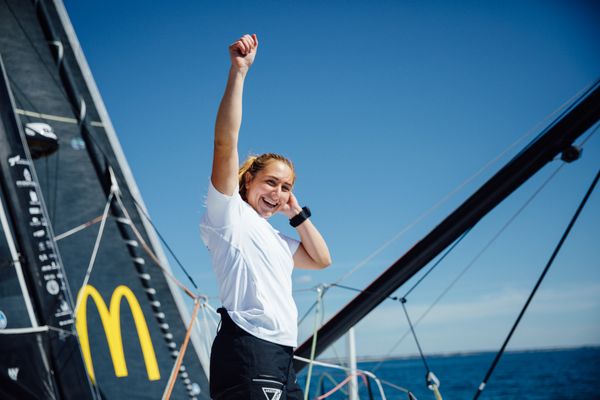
[
  {"x1": 0, "y1": 325, "x2": 72, "y2": 336},
  {"x1": 400, "y1": 299, "x2": 443, "y2": 399},
  {"x1": 51, "y1": 148, "x2": 60, "y2": 224},
  {"x1": 114, "y1": 193, "x2": 196, "y2": 299},
  {"x1": 402, "y1": 229, "x2": 470, "y2": 298},
  {"x1": 294, "y1": 356, "x2": 392, "y2": 400},
  {"x1": 2, "y1": 0, "x2": 71, "y2": 102},
  {"x1": 316, "y1": 372, "x2": 369, "y2": 400},
  {"x1": 323, "y1": 229, "x2": 469, "y2": 304},
  {"x1": 131, "y1": 197, "x2": 199, "y2": 290},
  {"x1": 330, "y1": 78, "x2": 595, "y2": 286},
  {"x1": 304, "y1": 286, "x2": 325, "y2": 400},
  {"x1": 379, "y1": 380, "x2": 417, "y2": 399},
  {"x1": 473, "y1": 169, "x2": 599, "y2": 399},
  {"x1": 579, "y1": 121, "x2": 599, "y2": 146},
  {"x1": 73, "y1": 191, "x2": 113, "y2": 315},
  {"x1": 0, "y1": 258, "x2": 19, "y2": 268},
  {"x1": 372, "y1": 163, "x2": 566, "y2": 372},
  {"x1": 162, "y1": 298, "x2": 202, "y2": 400},
  {"x1": 298, "y1": 298, "x2": 319, "y2": 326},
  {"x1": 8, "y1": 77, "x2": 40, "y2": 117},
  {"x1": 199, "y1": 300, "x2": 215, "y2": 363},
  {"x1": 54, "y1": 215, "x2": 103, "y2": 241},
  {"x1": 316, "y1": 372, "x2": 349, "y2": 397},
  {"x1": 400, "y1": 299, "x2": 430, "y2": 374}
]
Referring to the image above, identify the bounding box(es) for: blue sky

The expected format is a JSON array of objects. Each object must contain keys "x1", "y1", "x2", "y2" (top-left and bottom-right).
[{"x1": 63, "y1": 0, "x2": 600, "y2": 357}]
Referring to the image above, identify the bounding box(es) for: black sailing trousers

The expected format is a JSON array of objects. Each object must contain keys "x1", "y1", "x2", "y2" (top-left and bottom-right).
[{"x1": 210, "y1": 308, "x2": 303, "y2": 400}]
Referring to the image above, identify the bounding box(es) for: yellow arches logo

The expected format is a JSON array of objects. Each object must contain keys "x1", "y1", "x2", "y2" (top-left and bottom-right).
[{"x1": 76, "y1": 284, "x2": 160, "y2": 382}]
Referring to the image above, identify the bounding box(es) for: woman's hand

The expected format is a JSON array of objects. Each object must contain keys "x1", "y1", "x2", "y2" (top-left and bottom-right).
[
  {"x1": 229, "y1": 34, "x2": 258, "y2": 72},
  {"x1": 280, "y1": 192, "x2": 302, "y2": 219},
  {"x1": 281, "y1": 193, "x2": 332, "y2": 269}
]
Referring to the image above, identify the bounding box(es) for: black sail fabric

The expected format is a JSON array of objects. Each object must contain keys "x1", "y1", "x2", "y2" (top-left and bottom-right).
[
  {"x1": 0, "y1": 331, "x2": 59, "y2": 400},
  {"x1": 0, "y1": 0, "x2": 209, "y2": 398}
]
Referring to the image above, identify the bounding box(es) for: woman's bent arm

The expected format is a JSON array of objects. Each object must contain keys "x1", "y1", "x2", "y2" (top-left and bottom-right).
[
  {"x1": 211, "y1": 34, "x2": 258, "y2": 196},
  {"x1": 283, "y1": 194, "x2": 332, "y2": 270},
  {"x1": 293, "y1": 219, "x2": 332, "y2": 270}
]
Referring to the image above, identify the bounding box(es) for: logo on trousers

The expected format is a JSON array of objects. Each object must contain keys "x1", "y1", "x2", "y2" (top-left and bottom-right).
[
  {"x1": 262, "y1": 387, "x2": 282, "y2": 400},
  {"x1": 8, "y1": 368, "x2": 19, "y2": 381},
  {"x1": 76, "y1": 284, "x2": 160, "y2": 382}
]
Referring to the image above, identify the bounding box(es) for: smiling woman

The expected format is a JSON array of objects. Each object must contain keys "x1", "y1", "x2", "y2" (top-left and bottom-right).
[
  {"x1": 238, "y1": 153, "x2": 295, "y2": 218},
  {"x1": 199, "y1": 34, "x2": 331, "y2": 400}
]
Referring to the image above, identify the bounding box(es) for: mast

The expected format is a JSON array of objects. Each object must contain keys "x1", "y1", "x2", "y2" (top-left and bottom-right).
[{"x1": 294, "y1": 80, "x2": 600, "y2": 370}]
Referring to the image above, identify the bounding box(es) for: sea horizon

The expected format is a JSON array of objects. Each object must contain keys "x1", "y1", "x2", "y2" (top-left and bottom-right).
[
  {"x1": 328, "y1": 343, "x2": 600, "y2": 363},
  {"x1": 300, "y1": 346, "x2": 600, "y2": 399}
]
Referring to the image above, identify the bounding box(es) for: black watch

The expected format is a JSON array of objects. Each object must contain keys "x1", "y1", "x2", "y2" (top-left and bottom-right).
[{"x1": 289, "y1": 206, "x2": 311, "y2": 227}]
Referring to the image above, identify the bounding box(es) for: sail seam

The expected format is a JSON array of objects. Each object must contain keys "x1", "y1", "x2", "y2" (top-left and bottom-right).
[{"x1": 15, "y1": 108, "x2": 103, "y2": 126}]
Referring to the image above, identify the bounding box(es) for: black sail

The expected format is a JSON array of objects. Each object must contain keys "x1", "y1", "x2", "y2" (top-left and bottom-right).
[{"x1": 0, "y1": 0, "x2": 209, "y2": 398}]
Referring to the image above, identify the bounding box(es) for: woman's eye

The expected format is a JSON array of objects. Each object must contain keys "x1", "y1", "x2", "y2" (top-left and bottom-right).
[
  {"x1": 282, "y1": 186, "x2": 291, "y2": 192},
  {"x1": 266, "y1": 180, "x2": 275, "y2": 186}
]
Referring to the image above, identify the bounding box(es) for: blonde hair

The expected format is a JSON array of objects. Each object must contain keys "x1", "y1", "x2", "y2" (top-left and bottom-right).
[{"x1": 238, "y1": 153, "x2": 295, "y2": 200}]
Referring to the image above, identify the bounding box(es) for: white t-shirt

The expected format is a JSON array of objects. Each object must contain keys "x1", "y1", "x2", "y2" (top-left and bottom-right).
[{"x1": 200, "y1": 181, "x2": 300, "y2": 347}]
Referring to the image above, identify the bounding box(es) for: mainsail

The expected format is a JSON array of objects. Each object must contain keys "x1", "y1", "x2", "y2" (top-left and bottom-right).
[{"x1": 0, "y1": 0, "x2": 209, "y2": 398}]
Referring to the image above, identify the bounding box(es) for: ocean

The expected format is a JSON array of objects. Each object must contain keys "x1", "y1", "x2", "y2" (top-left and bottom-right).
[{"x1": 296, "y1": 347, "x2": 600, "y2": 399}]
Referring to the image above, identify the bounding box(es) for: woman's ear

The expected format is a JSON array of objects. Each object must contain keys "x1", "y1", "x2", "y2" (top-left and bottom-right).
[{"x1": 244, "y1": 171, "x2": 253, "y2": 189}]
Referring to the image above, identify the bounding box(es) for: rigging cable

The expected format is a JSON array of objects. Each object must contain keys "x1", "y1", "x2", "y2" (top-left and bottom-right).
[
  {"x1": 113, "y1": 193, "x2": 200, "y2": 398},
  {"x1": 2, "y1": 0, "x2": 71, "y2": 103},
  {"x1": 298, "y1": 283, "x2": 349, "y2": 367},
  {"x1": 294, "y1": 356, "x2": 393, "y2": 400},
  {"x1": 330, "y1": 80, "x2": 595, "y2": 287},
  {"x1": 54, "y1": 215, "x2": 103, "y2": 241},
  {"x1": 114, "y1": 193, "x2": 196, "y2": 298},
  {"x1": 72, "y1": 191, "x2": 114, "y2": 315},
  {"x1": 403, "y1": 228, "x2": 471, "y2": 298},
  {"x1": 199, "y1": 298, "x2": 215, "y2": 363},
  {"x1": 131, "y1": 196, "x2": 199, "y2": 290},
  {"x1": 51, "y1": 145, "x2": 60, "y2": 223},
  {"x1": 371, "y1": 161, "x2": 568, "y2": 372},
  {"x1": 7, "y1": 74, "x2": 62, "y2": 225},
  {"x1": 513, "y1": 78, "x2": 599, "y2": 159},
  {"x1": 400, "y1": 298, "x2": 442, "y2": 400},
  {"x1": 473, "y1": 169, "x2": 600, "y2": 399},
  {"x1": 303, "y1": 285, "x2": 325, "y2": 400}
]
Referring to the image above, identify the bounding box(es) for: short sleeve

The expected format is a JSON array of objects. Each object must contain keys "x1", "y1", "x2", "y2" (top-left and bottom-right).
[
  {"x1": 279, "y1": 233, "x2": 300, "y2": 256},
  {"x1": 203, "y1": 180, "x2": 243, "y2": 228}
]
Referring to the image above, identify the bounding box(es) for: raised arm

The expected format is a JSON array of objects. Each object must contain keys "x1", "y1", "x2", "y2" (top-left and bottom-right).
[{"x1": 211, "y1": 34, "x2": 258, "y2": 195}]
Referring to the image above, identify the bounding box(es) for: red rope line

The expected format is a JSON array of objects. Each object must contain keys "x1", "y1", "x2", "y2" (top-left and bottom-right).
[
  {"x1": 162, "y1": 299, "x2": 202, "y2": 400},
  {"x1": 316, "y1": 372, "x2": 369, "y2": 400}
]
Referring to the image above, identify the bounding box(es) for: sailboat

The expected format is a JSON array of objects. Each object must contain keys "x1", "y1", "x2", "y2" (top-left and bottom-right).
[
  {"x1": 1, "y1": 1, "x2": 598, "y2": 400},
  {"x1": 0, "y1": 0, "x2": 210, "y2": 398}
]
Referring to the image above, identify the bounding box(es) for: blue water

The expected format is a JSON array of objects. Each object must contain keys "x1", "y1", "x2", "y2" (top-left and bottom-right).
[{"x1": 297, "y1": 347, "x2": 600, "y2": 399}]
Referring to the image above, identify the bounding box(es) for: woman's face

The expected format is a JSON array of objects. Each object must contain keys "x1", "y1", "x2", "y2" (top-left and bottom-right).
[{"x1": 245, "y1": 160, "x2": 294, "y2": 218}]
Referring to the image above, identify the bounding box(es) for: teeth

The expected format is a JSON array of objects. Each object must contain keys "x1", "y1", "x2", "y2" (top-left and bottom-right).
[{"x1": 263, "y1": 198, "x2": 277, "y2": 207}]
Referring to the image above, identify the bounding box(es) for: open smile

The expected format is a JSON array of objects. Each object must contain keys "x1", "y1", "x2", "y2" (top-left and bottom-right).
[{"x1": 261, "y1": 197, "x2": 279, "y2": 209}]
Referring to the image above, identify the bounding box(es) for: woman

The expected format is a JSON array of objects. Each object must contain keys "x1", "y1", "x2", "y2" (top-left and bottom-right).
[{"x1": 200, "y1": 34, "x2": 332, "y2": 400}]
